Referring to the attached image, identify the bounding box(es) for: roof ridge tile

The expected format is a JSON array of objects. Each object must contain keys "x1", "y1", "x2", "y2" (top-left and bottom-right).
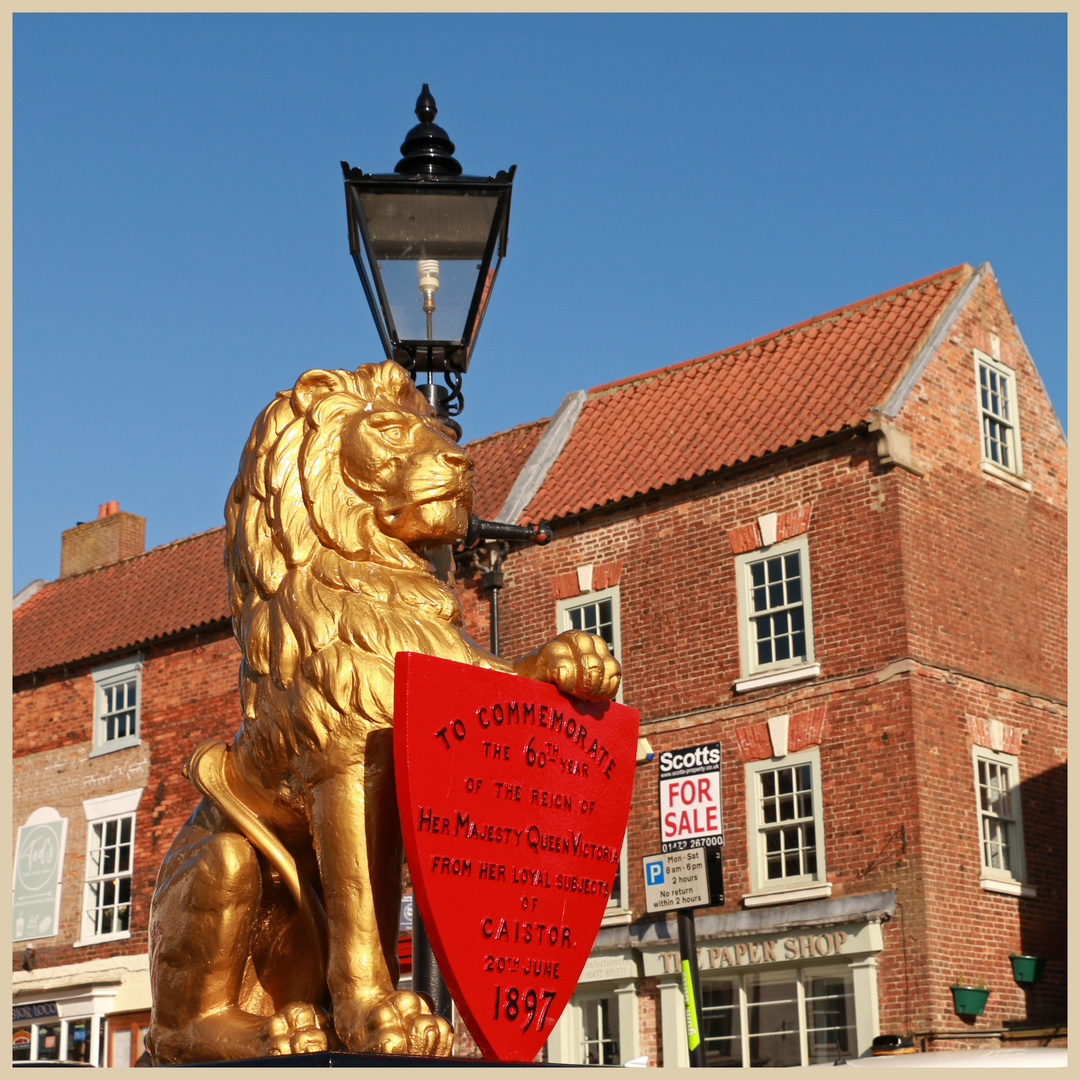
[{"x1": 587, "y1": 263, "x2": 971, "y2": 398}]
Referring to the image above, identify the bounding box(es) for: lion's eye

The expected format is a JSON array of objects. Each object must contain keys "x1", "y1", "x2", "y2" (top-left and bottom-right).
[{"x1": 381, "y1": 425, "x2": 406, "y2": 443}]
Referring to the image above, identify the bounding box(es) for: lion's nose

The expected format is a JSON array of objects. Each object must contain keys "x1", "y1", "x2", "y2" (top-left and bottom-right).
[{"x1": 442, "y1": 447, "x2": 474, "y2": 471}]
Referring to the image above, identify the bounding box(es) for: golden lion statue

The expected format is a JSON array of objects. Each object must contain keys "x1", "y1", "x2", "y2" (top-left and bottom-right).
[{"x1": 146, "y1": 360, "x2": 620, "y2": 1063}]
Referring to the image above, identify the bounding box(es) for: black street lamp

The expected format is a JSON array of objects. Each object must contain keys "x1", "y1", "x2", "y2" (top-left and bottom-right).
[{"x1": 341, "y1": 85, "x2": 515, "y2": 432}]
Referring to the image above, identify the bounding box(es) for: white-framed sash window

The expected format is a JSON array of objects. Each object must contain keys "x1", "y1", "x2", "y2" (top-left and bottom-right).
[
  {"x1": 76, "y1": 788, "x2": 142, "y2": 946},
  {"x1": 90, "y1": 656, "x2": 142, "y2": 756}
]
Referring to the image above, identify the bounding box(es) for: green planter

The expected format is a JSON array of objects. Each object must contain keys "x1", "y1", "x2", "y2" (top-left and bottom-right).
[
  {"x1": 1009, "y1": 954, "x2": 1047, "y2": 985},
  {"x1": 950, "y1": 985, "x2": 990, "y2": 1016}
]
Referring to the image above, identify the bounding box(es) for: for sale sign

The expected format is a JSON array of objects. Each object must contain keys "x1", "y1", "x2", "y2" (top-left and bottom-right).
[{"x1": 658, "y1": 742, "x2": 723, "y2": 852}]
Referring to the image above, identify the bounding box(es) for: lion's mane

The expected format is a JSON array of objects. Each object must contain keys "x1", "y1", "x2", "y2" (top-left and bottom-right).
[{"x1": 223, "y1": 360, "x2": 480, "y2": 783}]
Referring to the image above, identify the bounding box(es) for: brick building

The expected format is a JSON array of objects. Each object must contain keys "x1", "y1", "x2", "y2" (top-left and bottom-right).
[
  {"x1": 11, "y1": 509, "x2": 237, "y2": 1065},
  {"x1": 12, "y1": 262, "x2": 1065, "y2": 1065}
]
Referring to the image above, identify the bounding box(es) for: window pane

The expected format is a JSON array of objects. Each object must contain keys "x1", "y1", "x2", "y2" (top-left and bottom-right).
[
  {"x1": 702, "y1": 980, "x2": 742, "y2": 1067},
  {"x1": 582, "y1": 997, "x2": 619, "y2": 1065},
  {"x1": 747, "y1": 975, "x2": 800, "y2": 1067},
  {"x1": 805, "y1": 972, "x2": 856, "y2": 1065},
  {"x1": 756, "y1": 634, "x2": 773, "y2": 666},
  {"x1": 13, "y1": 1027, "x2": 31, "y2": 1061},
  {"x1": 67, "y1": 1019, "x2": 92, "y2": 1064},
  {"x1": 111, "y1": 1028, "x2": 132, "y2": 1068},
  {"x1": 38, "y1": 1022, "x2": 62, "y2": 1061}
]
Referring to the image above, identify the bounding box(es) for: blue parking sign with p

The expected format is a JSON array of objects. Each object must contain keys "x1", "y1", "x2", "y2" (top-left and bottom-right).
[{"x1": 646, "y1": 859, "x2": 665, "y2": 885}]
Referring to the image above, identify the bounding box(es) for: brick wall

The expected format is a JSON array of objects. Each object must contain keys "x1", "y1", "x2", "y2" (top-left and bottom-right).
[
  {"x1": 13, "y1": 627, "x2": 240, "y2": 973},
  {"x1": 453, "y1": 271, "x2": 1066, "y2": 1044}
]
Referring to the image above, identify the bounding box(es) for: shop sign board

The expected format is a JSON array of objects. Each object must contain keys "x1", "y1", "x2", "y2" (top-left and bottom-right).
[
  {"x1": 642, "y1": 848, "x2": 710, "y2": 913},
  {"x1": 394, "y1": 652, "x2": 640, "y2": 1063},
  {"x1": 13, "y1": 1002, "x2": 59, "y2": 1023},
  {"x1": 12, "y1": 816, "x2": 67, "y2": 942},
  {"x1": 658, "y1": 742, "x2": 723, "y2": 852}
]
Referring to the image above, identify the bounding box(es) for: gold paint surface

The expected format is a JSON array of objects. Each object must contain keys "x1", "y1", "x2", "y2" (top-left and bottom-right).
[{"x1": 147, "y1": 361, "x2": 620, "y2": 1062}]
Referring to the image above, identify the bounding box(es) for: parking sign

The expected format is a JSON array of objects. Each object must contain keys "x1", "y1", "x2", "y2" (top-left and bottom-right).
[{"x1": 641, "y1": 848, "x2": 710, "y2": 912}]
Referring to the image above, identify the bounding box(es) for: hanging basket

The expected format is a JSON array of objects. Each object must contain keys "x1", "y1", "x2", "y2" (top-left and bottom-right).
[
  {"x1": 1009, "y1": 954, "x2": 1047, "y2": 985},
  {"x1": 950, "y1": 984, "x2": 990, "y2": 1016}
]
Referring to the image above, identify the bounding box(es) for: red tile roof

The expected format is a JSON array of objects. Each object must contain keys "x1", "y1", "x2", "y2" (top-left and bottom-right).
[
  {"x1": 15, "y1": 265, "x2": 971, "y2": 676},
  {"x1": 13, "y1": 528, "x2": 230, "y2": 678},
  {"x1": 514, "y1": 264, "x2": 972, "y2": 522},
  {"x1": 466, "y1": 417, "x2": 549, "y2": 521}
]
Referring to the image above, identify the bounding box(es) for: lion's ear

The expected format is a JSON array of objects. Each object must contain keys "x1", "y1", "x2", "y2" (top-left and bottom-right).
[{"x1": 292, "y1": 369, "x2": 348, "y2": 415}]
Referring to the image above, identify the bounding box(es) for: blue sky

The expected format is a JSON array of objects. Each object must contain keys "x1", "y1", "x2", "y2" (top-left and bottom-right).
[{"x1": 13, "y1": 13, "x2": 1066, "y2": 594}]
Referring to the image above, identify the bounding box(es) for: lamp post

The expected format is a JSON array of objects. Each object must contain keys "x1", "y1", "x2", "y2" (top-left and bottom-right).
[
  {"x1": 342, "y1": 86, "x2": 545, "y2": 1035},
  {"x1": 341, "y1": 84, "x2": 515, "y2": 436}
]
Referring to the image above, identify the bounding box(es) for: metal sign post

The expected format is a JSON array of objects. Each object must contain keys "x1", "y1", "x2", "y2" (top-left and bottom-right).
[
  {"x1": 677, "y1": 909, "x2": 707, "y2": 1067},
  {"x1": 649, "y1": 742, "x2": 728, "y2": 1067},
  {"x1": 642, "y1": 848, "x2": 711, "y2": 1067}
]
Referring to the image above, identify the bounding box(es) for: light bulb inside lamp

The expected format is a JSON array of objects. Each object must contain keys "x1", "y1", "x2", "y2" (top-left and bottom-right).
[{"x1": 418, "y1": 259, "x2": 440, "y2": 340}]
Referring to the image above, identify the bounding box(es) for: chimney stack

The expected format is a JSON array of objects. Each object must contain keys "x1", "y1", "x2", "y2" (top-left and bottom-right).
[{"x1": 60, "y1": 502, "x2": 145, "y2": 578}]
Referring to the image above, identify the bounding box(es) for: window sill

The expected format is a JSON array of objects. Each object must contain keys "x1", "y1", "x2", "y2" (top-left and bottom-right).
[
  {"x1": 601, "y1": 909, "x2": 633, "y2": 927},
  {"x1": 89, "y1": 737, "x2": 141, "y2": 759},
  {"x1": 980, "y1": 460, "x2": 1032, "y2": 492},
  {"x1": 980, "y1": 876, "x2": 1036, "y2": 899},
  {"x1": 73, "y1": 930, "x2": 131, "y2": 948},
  {"x1": 743, "y1": 882, "x2": 833, "y2": 908},
  {"x1": 734, "y1": 664, "x2": 820, "y2": 694}
]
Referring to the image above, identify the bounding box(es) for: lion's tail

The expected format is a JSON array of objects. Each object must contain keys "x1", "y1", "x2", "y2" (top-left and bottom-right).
[{"x1": 183, "y1": 739, "x2": 329, "y2": 1004}]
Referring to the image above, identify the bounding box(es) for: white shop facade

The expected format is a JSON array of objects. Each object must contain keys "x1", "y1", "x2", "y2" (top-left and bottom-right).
[{"x1": 547, "y1": 891, "x2": 895, "y2": 1068}]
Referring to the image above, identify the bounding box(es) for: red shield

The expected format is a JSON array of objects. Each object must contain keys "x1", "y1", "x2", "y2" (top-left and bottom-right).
[{"x1": 394, "y1": 653, "x2": 639, "y2": 1062}]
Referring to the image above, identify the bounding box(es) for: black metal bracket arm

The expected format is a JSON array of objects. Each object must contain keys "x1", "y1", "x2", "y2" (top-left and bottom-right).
[{"x1": 464, "y1": 515, "x2": 552, "y2": 547}]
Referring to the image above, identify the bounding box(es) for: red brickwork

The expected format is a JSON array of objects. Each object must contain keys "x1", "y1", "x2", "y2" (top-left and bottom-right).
[{"x1": 13, "y1": 627, "x2": 239, "y2": 973}]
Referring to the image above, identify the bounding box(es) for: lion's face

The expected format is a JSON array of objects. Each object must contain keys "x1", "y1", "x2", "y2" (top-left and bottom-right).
[{"x1": 340, "y1": 405, "x2": 475, "y2": 548}]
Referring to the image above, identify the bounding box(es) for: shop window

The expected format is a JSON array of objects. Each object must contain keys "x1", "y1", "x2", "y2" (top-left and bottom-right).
[
  {"x1": 972, "y1": 748, "x2": 1032, "y2": 896},
  {"x1": 701, "y1": 966, "x2": 855, "y2": 1067},
  {"x1": 573, "y1": 993, "x2": 622, "y2": 1065},
  {"x1": 547, "y1": 984, "x2": 637, "y2": 1066},
  {"x1": 11, "y1": 1016, "x2": 104, "y2": 1066},
  {"x1": 77, "y1": 789, "x2": 143, "y2": 946},
  {"x1": 745, "y1": 750, "x2": 828, "y2": 903},
  {"x1": 974, "y1": 350, "x2": 1022, "y2": 476},
  {"x1": 13, "y1": 1026, "x2": 32, "y2": 1061},
  {"x1": 735, "y1": 537, "x2": 816, "y2": 685},
  {"x1": 90, "y1": 656, "x2": 142, "y2": 756}
]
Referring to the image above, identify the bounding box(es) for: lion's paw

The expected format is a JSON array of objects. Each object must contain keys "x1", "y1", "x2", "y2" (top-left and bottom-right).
[
  {"x1": 361, "y1": 990, "x2": 454, "y2": 1057},
  {"x1": 260, "y1": 1002, "x2": 337, "y2": 1057}
]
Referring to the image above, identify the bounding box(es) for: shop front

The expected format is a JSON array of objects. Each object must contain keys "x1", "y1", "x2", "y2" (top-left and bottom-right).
[
  {"x1": 12, "y1": 954, "x2": 152, "y2": 1066},
  {"x1": 12, "y1": 989, "x2": 114, "y2": 1066},
  {"x1": 636, "y1": 890, "x2": 894, "y2": 1067},
  {"x1": 547, "y1": 943, "x2": 640, "y2": 1065}
]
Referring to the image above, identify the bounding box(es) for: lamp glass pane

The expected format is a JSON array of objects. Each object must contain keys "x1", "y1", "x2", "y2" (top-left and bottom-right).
[
  {"x1": 376, "y1": 258, "x2": 478, "y2": 343},
  {"x1": 358, "y1": 189, "x2": 499, "y2": 260}
]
